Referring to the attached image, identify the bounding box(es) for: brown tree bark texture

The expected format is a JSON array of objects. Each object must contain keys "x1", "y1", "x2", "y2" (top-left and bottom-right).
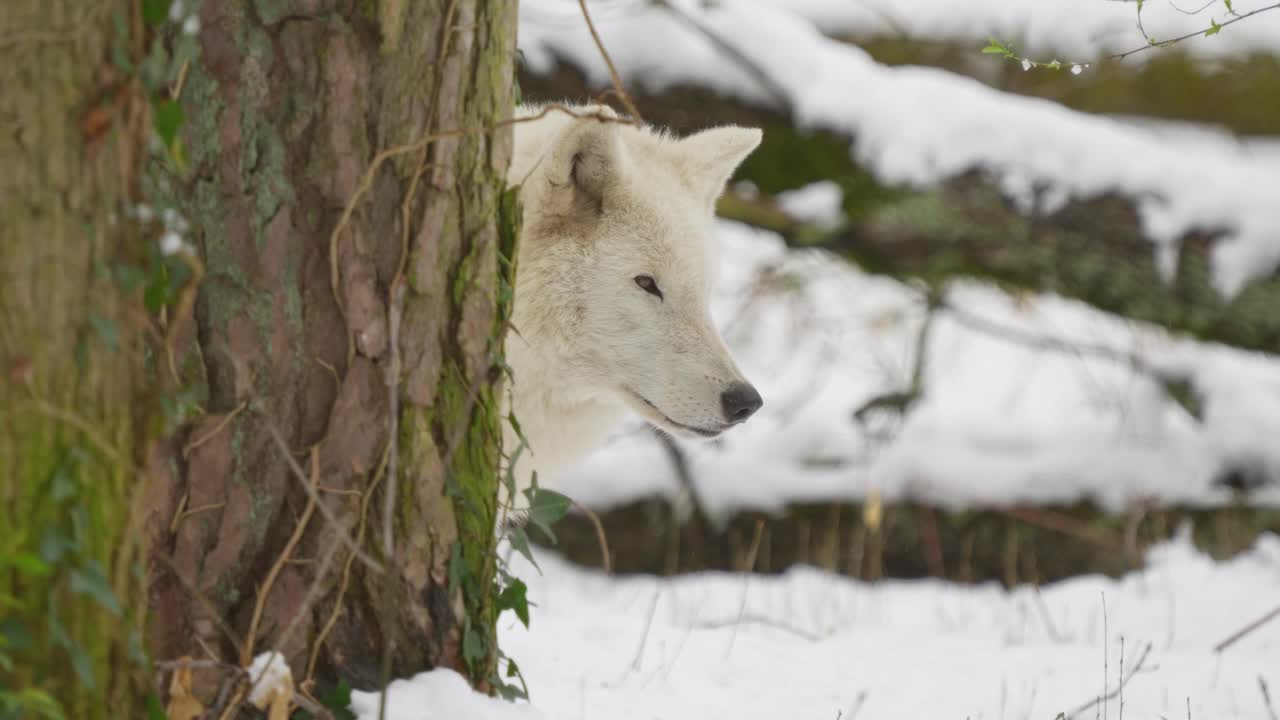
[{"x1": 150, "y1": 0, "x2": 517, "y2": 692}]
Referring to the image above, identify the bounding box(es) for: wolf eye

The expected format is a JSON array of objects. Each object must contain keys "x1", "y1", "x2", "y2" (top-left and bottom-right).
[{"x1": 633, "y1": 274, "x2": 663, "y2": 300}]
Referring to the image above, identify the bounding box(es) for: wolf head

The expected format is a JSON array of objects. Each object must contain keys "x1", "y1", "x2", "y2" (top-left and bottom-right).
[{"x1": 513, "y1": 106, "x2": 764, "y2": 440}]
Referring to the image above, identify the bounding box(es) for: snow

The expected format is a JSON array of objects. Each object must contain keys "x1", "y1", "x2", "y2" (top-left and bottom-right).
[
  {"x1": 519, "y1": 0, "x2": 1280, "y2": 295},
  {"x1": 758, "y1": 0, "x2": 1280, "y2": 61},
  {"x1": 246, "y1": 651, "x2": 292, "y2": 709},
  {"x1": 358, "y1": 533, "x2": 1280, "y2": 719},
  {"x1": 775, "y1": 180, "x2": 845, "y2": 229},
  {"x1": 350, "y1": 669, "x2": 544, "y2": 720},
  {"x1": 550, "y1": 220, "x2": 1280, "y2": 518}
]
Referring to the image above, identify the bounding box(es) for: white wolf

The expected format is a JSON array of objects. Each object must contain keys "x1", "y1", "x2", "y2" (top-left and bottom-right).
[{"x1": 501, "y1": 103, "x2": 764, "y2": 506}]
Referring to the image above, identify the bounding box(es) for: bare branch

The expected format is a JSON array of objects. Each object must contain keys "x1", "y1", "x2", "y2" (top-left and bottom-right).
[
  {"x1": 1066, "y1": 641, "x2": 1154, "y2": 719},
  {"x1": 651, "y1": 0, "x2": 793, "y2": 111},
  {"x1": 577, "y1": 0, "x2": 644, "y2": 121},
  {"x1": 1214, "y1": 604, "x2": 1280, "y2": 653}
]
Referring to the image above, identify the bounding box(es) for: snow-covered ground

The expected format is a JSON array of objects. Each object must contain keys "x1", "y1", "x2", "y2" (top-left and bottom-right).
[
  {"x1": 551, "y1": 220, "x2": 1280, "y2": 519},
  {"x1": 354, "y1": 533, "x2": 1280, "y2": 719},
  {"x1": 520, "y1": 0, "x2": 1280, "y2": 296}
]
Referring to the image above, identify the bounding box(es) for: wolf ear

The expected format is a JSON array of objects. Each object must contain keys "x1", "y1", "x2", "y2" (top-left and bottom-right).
[
  {"x1": 545, "y1": 108, "x2": 625, "y2": 213},
  {"x1": 679, "y1": 126, "x2": 762, "y2": 205}
]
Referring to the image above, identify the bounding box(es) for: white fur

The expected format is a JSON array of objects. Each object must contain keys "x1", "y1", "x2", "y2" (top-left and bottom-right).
[{"x1": 502, "y1": 103, "x2": 763, "y2": 509}]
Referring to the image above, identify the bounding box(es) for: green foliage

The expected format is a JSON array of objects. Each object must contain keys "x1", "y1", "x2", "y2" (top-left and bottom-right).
[
  {"x1": 2, "y1": 2, "x2": 206, "y2": 717},
  {"x1": 291, "y1": 680, "x2": 357, "y2": 720}
]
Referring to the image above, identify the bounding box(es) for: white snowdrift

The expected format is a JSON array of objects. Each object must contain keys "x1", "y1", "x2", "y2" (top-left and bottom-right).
[{"x1": 357, "y1": 534, "x2": 1280, "y2": 720}]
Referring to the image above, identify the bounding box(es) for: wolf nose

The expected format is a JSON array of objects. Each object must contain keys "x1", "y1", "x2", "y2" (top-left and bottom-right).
[{"x1": 721, "y1": 383, "x2": 763, "y2": 424}]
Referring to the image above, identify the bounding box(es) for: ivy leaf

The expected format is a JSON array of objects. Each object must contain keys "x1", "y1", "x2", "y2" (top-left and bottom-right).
[
  {"x1": 8, "y1": 554, "x2": 51, "y2": 578},
  {"x1": 981, "y1": 39, "x2": 1008, "y2": 55},
  {"x1": 88, "y1": 313, "x2": 119, "y2": 352},
  {"x1": 507, "y1": 527, "x2": 540, "y2": 572},
  {"x1": 142, "y1": 0, "x2": 171, "y2": 25},
  {"x1": 153, "y1": 99, "x2": 184, "y2": 149},
  {"x1": 39, "y1": 528, "x2": 74, "y2": 564},
  {"x1": 462, "y1": 625, "x2": 485, "y2": 665},
  {"x1": 447, "y1": 542, "x2": 465, "y2": 596},
  {"x1": 501, "y1": 442, "x2": 525, "y2": 506},
  {"x1": 496, "y1": 578, "x2": 530, "y2": 628},
  {"x1": 49, "y1": 603, "x2": 94, "y2": 690},
  {"x1": 69, "y1": 561, "x2": 123, "y2": 616},
  {"x1": 523, "y1": 488, "x2": 572, "y2": 543}
]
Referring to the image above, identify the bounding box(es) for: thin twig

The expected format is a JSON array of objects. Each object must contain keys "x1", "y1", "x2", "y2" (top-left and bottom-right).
[
  {"x1": 725, "y1": 520, "x2": 766, "y2": 658},
  {"x1": 1214, "y1": 604, "x2": 1280, "y2": 653},
  {"x1": 572, "y1": 500, "x2": 613, "y2": 574},
  {"x1": 1261, "y1": 676, "x2": 1279, "y2": 720},
  {"x1": 264, "y1": 421, "x2": 384, "y2": 573},
  {"x1": 182, "y1": 400, "x2": 247, "y2": 459},
  {"x1": 576, "y1": 0, "x2": 643, "y2": 121},
  {"x1": 650, "y1": 0, "x2": 793, "y2": 111},
  {"x1": 627, "y1": 590, "x2": 661, "y2": 673},
  {"x1": 152, "y1": 553, "x2": 246, "y2": 657},
  {"x1": 1067, "y1": 641, "x2": 1153, "y2": 719},
  {"x1": 383, "y1": 279, "x2": 405, "y2": 561},
  {"x1": 241, "y1": 448, "x2": 321, "y2": 665},
  {"x1": 1111, "y1": 2, "x2": 1280, "y2": 60},
  {"x1": 305, "y1": 440, "x2": 392, "y2": 683},
  {"x1": 1033, "y1": 586, "x2": 1066, "y2": 644},
  {"x1": 695, "y1": 614, "x2": 824, "y2": 642}
]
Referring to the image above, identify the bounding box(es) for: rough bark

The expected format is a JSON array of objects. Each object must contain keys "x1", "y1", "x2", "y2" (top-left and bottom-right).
[
  {"x1": 521, "y1": 62, "x2": 1280, "y2": 355},
  {"x1": 149, "y1": 0, "x2": 517, "y2": 696},
  {"x1": 0, "y1": 1, "x2": 154, "y2": 716}
]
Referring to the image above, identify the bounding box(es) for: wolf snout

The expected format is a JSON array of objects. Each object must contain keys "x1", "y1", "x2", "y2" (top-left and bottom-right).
[{"x1": 720, "y1": 383, "x2": 763, "y2": 425}]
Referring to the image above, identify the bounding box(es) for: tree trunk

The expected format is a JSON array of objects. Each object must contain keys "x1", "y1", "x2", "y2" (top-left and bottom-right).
[
  {"x1": 1, "y1": 1, "x2": 156, "y2": 716},
  {"x1": 149, "y1": 0, "x2": 518, "y2": 699},
  {"x1": 522, "y1": 62, "x2": 1280, "y2": 355}
]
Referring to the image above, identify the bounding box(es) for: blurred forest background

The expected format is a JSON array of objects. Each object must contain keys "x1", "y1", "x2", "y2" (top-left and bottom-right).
[{"x1": 515, "y1": 0, "x2": 1280, "y2": 585}]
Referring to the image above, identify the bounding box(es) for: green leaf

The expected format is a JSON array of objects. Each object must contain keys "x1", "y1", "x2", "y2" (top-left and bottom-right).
[
  {"x1": 447, "y1": 542, "x2": 465, "y2": 596},
  {"x1": 114, "y1": 263, "x2": 147, "y2": 293},
  {"x1": 146, "y1": 694, "x2": 169, "y2": 720},
  {"x1": 48, "y1": 604, "x2": 94, "y2": 690},
  {"x1": 1224, "y1": 0, "x2": 1234, "y2": 12},
  {"x1": 507, "y1": 527, "x2": 539, "y2": 572},
  {"x1": 523, "y1": 488, "x2": 572, "y2": 543},
  {"x1": 88, "y1": 313, "x2": 119, "y2": 351},
  {"x1": 981, "y1": 39, "x2": 1008, "y2": 55},
  {"x1": 506, "y1": 411, "x2": 529, "y2": 448},
  {"x1": 39, "y1": 528, "x2": 74, "y2": 564},
  {"x1": 500, "y1": 442, "x2": 525, "y2": 507},
  {"x1": 496, "y1": 578, "x2": 530, "y2": 628},
  {"x1": 0, "y1": 618, "x2": 34, "y2": 652},
  {"x1": 70, "y1": 561, "x2": 123, "y2": 616},
  {"x1": 153, "y1": 99, "x2": 184, "y2": 148},
  {"x1": 462, "y1": 625, "x2": 485, "y2": 665},
  {"x1": 144, "y1": 271, "x2": 174, "y2": 313},
  {"x1": 1205, "y1": 19, "x2": 1222, "y2": 36},
  {"x1": 142, "y1": 0, "x2": 171, "y2": 25},
  {"x1": 7, "y1": 554, "x2": 50, "y2": 578},
  {"x1": 289, "y1": 680, "x2": 356, "y2": 720}
]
